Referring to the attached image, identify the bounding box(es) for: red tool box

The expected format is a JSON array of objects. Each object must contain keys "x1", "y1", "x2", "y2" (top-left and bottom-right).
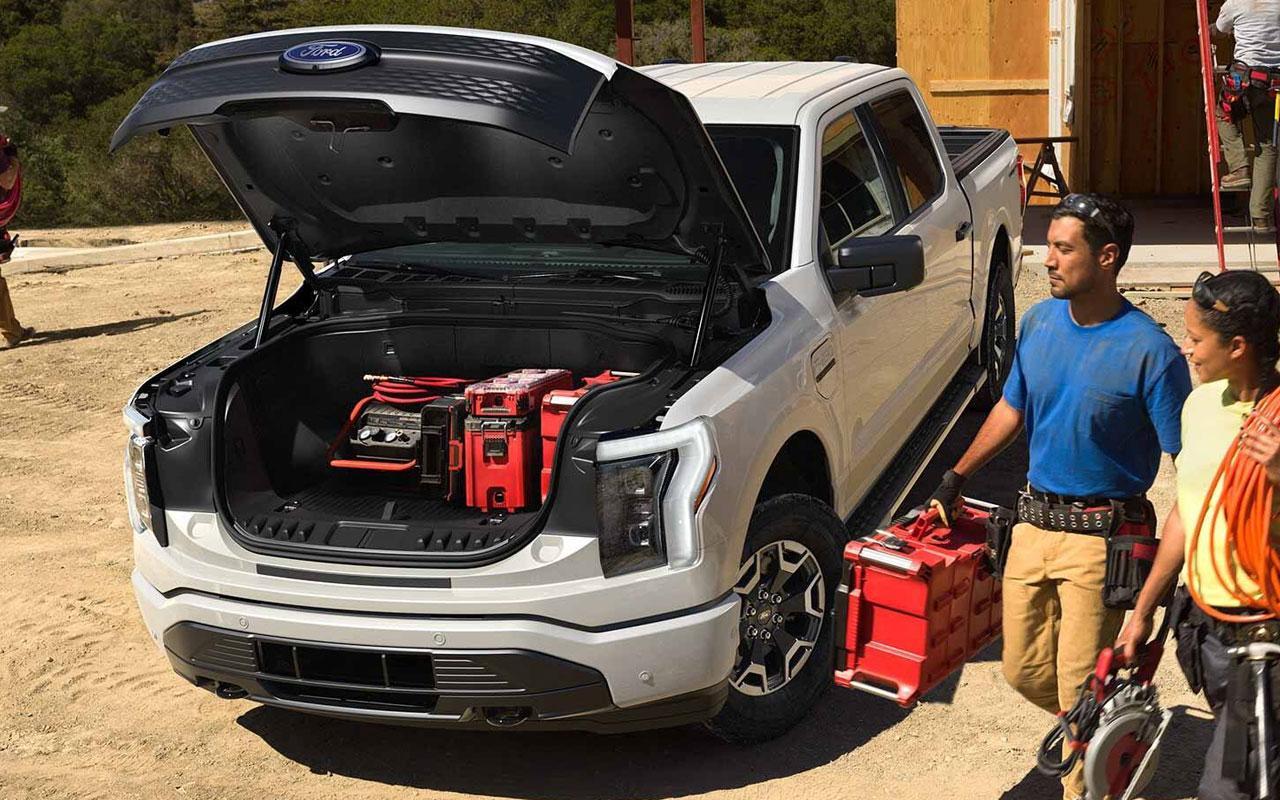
[
  {"x1": 463, "y1": 369, "x2": 572, "y2": 513},
  {"x1": 834, "y1": 502, "x2": 1003, "y2": 707},
  {"x1": 464, "y1": 415, "x2": 538, "y2": 512},
  {"x1": 538, "y1": 371, "x2": 625, "y2": 500},
  {"x1": 465, "y1": 369, "x2": 573, "y2": 417}
]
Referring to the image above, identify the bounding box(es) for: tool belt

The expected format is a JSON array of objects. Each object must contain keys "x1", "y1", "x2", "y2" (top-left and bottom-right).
[
  {"x1": 1221, "y1": 61, "x2": 1280, "y2": 113},
  {"x1": 1015, "y1": 488, "x2": 1158, "y2": 610}
]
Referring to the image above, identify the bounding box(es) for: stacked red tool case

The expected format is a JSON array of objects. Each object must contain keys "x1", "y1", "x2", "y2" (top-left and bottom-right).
[
  {"x1": 834, "y1": 502, "x2": 1003, "y2": 707},
  {"x1": 538, "y1": 371, "x2": 625, "y2": 500},
  {"x1": 464, "y1": 369, "x2": 573, "y2": 512}
]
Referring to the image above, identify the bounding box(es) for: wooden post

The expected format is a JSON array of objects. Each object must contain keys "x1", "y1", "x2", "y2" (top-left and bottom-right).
[
  {"x1": 1155, "y1": 0, "x2": 1165, "y2": 193},
  {"x1": 615, "y1": 0, "x2": 635, "y2": 65},
  {"x1": 691, "y1": 0, "x2": 706, "y2": 63},
  {"x1": 1114, "y1": 0, "x2": 1124, "y2": 192}
]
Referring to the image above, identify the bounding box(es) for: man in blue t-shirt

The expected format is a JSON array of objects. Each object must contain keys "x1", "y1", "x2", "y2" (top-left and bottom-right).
[{"x1": 929, "y1": 193, "x2": 1191, "y2": 800}]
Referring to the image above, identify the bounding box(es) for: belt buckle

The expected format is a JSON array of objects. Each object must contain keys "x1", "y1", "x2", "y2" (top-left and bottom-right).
[{"x1": 1246, "y1": 622, "x2": 1280, "y2": 644}]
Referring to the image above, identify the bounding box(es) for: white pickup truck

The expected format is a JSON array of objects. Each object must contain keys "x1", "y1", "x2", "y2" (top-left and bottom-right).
[{"x1": 116, "y1": 26, "x2": 1023, "y2": 741}]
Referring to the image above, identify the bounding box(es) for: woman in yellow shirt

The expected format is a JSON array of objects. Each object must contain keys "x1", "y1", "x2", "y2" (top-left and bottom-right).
[{"x1": 1118, "y1": 269, "x2": 1280, "y2": 800}]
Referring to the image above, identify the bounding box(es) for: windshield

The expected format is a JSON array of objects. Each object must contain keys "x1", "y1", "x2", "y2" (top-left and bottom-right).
[{"x1": 344, "y1": 125, "x2": 799, "y2": 279}]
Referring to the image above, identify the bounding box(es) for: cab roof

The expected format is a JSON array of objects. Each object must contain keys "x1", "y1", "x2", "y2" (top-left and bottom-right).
[{"x1": 639, "y1": 61, "x2": 896, "y2": 125}]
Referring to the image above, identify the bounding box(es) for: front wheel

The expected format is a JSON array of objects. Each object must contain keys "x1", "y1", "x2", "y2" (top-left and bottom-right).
[
  {"x1": 977, "y1": 255, "x2": 1016, "y2": 408},
  {"x1": 705, "y1": 494, "x2": 843, "y2": 744}
]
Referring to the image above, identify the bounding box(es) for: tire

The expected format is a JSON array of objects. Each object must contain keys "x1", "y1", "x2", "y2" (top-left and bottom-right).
[
  {"x1": 976, "y1": 253, "x2": 1016, "y2": 409},
  {"x1": 705, "y1": 494, "x2": 844, "y2": 744}
]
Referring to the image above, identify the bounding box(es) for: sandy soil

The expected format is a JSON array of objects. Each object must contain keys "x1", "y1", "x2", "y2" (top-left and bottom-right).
[
  {"x1": 12, "y1": 221, "x2": 248, "y2": 250},
  {"x1": 0, "y1": 245, "x2": 1210, "y2": 800}
]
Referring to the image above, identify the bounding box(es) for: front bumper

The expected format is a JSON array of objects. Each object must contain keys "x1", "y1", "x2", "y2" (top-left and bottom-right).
[{"x1": 133, "y1": 571, "x2": 739, "y2": 730}]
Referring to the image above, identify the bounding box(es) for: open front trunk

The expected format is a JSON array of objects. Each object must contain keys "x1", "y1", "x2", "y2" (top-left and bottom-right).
[{"x1": 217, "y1": 318, "x2": 672, "y2": 566}]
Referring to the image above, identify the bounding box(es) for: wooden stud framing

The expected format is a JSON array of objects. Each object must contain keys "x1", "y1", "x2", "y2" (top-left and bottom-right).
[{"x1": 1155, "y1": 0, "x2": 1165, "y2": 193}]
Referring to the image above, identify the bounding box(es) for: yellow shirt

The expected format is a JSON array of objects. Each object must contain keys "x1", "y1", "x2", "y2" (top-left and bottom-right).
[{"x1": 1178, "y1": 379, "x2": 1266, "y2": 607}]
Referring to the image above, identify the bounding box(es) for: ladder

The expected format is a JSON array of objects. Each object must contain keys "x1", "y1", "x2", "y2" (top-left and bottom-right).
[{"x1": 1195, "y1": 0, "x2": 1280, "y2": 272}]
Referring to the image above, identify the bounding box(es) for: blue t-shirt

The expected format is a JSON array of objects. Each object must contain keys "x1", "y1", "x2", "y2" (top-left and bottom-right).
[{"x1": 1003, "y1": 298, "x2": 1191, "y2": 498}]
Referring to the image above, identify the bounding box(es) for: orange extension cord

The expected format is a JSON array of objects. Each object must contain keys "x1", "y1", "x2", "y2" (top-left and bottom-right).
[{"x1": 1187, "y1": 389, "x2": 1280, "y2": 622}]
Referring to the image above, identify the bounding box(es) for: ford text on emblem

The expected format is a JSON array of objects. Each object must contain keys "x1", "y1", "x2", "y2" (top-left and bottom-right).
[{"x1": 280, "y1": 40, "x2": 378, "y2": 74}]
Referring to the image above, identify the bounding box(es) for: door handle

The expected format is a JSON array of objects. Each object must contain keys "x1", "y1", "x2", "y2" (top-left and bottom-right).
[{"x1": 955, "y1": 221, "x2": 973, "y2": 241}]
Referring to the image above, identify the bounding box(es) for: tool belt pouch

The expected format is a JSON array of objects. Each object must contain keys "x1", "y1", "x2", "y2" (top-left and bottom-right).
[
  {"x1": 1171, "y1": 588, "x2": 1205, "y2": 693},
  {"x1": 1102, "y1": 499, "x2": 1159, "y2": 610},
  {"x1": 984, "y1": 505, "x2": 1016, "y2": 579}
]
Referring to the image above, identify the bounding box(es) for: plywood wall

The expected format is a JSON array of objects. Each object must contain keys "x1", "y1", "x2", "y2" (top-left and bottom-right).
[
  {"x1": 1087, "y1": 0, "x2": 1207, "y2": 194},
  {"x1": 898, "y1": 0, "x2": 1054, "y2": 189},
  {"x1": 899, "y1": 0, "x2": 1215, "y2": 197}
]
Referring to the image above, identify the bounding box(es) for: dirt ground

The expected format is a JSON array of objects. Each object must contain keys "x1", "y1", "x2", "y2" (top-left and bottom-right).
[{"x1": 0, "y1": 234, "x2": 1211, "y2": 800}]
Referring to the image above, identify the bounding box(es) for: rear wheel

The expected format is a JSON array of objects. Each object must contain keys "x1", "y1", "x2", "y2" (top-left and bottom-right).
[
  {"x1": 977, "y1": 254, "x2": 1016, "y2": 408},
  {"x1": 705, "y1": 494, "x2": 843, "y2": 743}
]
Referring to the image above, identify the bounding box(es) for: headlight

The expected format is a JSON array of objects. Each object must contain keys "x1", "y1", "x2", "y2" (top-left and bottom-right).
[
  {"x1": 123, "y1": 406, "x2": 167, "y2": 544},
  {"x1": 124, "y1": 435, "x2": 153, "y2": 534},
  {"x1": 594, "y1": 417, "x2": 718, "y2": 577},
  {"x1": 595, "y1": 452, "x2": 676, "y2": 577}
]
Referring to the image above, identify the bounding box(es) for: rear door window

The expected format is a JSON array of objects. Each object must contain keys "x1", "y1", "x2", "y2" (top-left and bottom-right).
[
  {"x1": 867, "y1": 92, "x2": 944, "y2": 214},
  {"x1": 819, "y1": 111, "x2": 895, "y2": 250}
]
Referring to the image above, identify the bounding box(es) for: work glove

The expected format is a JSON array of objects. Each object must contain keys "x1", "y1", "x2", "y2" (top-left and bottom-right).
[{"x1": 927, "y1": 469, "x2": 966, "y2": 527}]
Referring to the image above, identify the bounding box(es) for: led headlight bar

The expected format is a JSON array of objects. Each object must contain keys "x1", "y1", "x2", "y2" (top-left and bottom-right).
[{"x1": 594, "y1": 417, "x2": 718, "y2": 576}]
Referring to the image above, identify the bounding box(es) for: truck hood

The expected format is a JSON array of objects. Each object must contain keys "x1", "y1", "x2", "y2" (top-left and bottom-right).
[{"x1": 111, "y1": 26, "x2": 771, "y2": 271}]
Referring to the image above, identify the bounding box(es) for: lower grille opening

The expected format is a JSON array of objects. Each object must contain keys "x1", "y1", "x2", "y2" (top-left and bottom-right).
[
  {"x1": 258, "y1": 641, "x2": 434, "y2": 689},
  {"x1": 261, "y1": 680, "x2": 438, "y2": 713}
]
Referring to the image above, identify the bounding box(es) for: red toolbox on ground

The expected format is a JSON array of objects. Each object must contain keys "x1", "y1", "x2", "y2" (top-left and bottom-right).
[
  {"x1": 834, "y1": 502, "x2": 1004, "y2": 707},
  {"x1": 538, "y1": 371, "x2": 626, "y2": 500}
]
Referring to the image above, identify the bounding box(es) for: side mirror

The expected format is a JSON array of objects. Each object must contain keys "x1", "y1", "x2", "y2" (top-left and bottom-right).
[{"x1": 828, "y1": 235, "x2": 925, "y2": 298}]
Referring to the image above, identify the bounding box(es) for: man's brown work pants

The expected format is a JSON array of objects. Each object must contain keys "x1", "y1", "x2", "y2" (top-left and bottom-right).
[
  {"x1": 0, "y1": 268, "x2": 23, "y2": 343},
  {"x1": 1002, "y1": 522, "x2": 1125, "y2": 800}
]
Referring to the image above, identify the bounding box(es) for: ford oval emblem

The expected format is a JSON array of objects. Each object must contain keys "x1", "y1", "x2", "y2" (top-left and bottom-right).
[{"x1": 280, "y1": 40, "x2": 378, "y2": 74}]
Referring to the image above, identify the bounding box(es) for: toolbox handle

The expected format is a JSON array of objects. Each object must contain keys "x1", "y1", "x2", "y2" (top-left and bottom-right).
[
  {"x1": 329, "y1": 457, "x2": 419, "y2": 472},
  {"x1": 841, "y1": 675, "x2": 909, "y2": 705},
  {"x1": 448, "y1": 440, "x2": 463, "y2": 471},
  {"x1": 858, "y1": 547, "x2": 921, "y2": 575}
]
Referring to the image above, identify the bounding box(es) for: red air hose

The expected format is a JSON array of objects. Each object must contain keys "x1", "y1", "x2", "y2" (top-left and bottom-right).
[
  {"x1": 364, "y1": 374, "x2": 469, "y2": 405},
  {"x1": 1187, "y1": 390, "x2": 1280, "y2": 622}
]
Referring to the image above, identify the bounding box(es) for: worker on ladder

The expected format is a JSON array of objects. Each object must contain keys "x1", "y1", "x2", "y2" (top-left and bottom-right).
[{"x1": 1214, "y1": 0, "x2": 1280, "y2": 233}]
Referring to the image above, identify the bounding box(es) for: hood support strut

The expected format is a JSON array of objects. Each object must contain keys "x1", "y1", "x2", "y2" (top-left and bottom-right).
[
  {"x1": 253, "y1": 223, "x2": 291, "y2": 349},
  {"x1": 689, "y1": 233, "x2": 726, "y2": 368}
]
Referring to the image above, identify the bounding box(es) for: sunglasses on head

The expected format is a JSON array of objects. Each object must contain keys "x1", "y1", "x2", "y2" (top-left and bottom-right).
[
  {"x1": 1058, "y1": 193, "x2": 1116, "y2": 242},
  {"x1": 1193, "y1": 271, "x2": 1232, "y2": 313}
]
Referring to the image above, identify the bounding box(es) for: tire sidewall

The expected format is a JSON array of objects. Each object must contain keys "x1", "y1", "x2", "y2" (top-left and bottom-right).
[
  {"x1": 707, "y1": 494, "x2": 844, "y2": 742},
  {"x1": 980, "y1": 256, "x2": 1016, "y2": 406}
]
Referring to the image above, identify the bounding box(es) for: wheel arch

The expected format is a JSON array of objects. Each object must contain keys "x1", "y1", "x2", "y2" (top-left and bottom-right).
[{"x1": 753, "y1": 430, "x2": 835, "y2": 510}]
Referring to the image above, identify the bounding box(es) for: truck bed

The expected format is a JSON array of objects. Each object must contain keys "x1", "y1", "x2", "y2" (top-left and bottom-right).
[{"x1": 938, "y1": 127, "x2": 1012, "y2": 182}]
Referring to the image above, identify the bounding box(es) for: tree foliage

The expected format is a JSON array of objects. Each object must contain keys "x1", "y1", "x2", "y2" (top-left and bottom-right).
[{"x1": 1, "y1": 0, "x2": 895, "y2": 227}]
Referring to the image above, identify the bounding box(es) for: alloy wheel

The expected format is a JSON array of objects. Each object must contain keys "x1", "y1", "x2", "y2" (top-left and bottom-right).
[{"x1": 729, "y1": 539, "x2": 826, "y2": 697}]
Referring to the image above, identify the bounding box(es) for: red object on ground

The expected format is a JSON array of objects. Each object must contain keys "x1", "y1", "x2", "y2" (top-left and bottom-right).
[
  {"x1": 539, "y1": 371, "x2": 624, "y2": 499},
  {"x1": 465, "y1": 369, "x2": 572, "y2": 417},
  {"x1": 834, "y1": 504, "x2": 1002, "y2": 707}
]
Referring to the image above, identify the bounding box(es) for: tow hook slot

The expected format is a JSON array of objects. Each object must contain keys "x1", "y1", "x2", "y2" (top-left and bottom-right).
[
  {"x1": 482, "y1": 706, "x2": 532, "y2": 728},
  {"x1": 214, "y1": 681, "x2": 249, "y2": 700}
]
